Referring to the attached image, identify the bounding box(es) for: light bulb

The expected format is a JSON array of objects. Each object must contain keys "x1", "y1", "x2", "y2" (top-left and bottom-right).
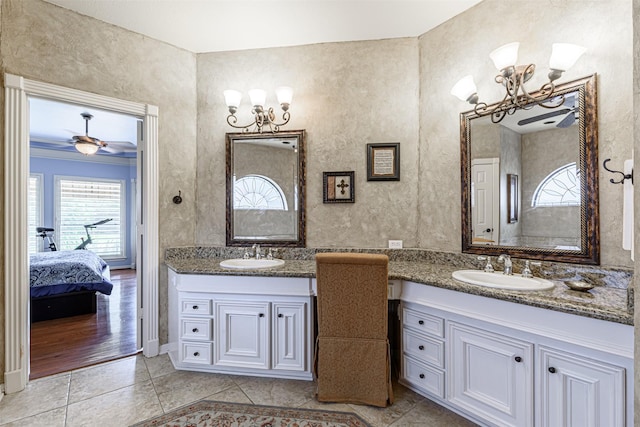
[
  {"x1": 451, "y1": 75, "x2": 478, "y2": 103},
  {"x1": 489, "y1": 42, "x2": 520, "y2": 70}
]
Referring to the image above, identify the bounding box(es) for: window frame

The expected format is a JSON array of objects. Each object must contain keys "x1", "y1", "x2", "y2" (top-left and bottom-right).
[
  {"x1": 531, "y1": 162, "x2": 581, "y2": 208},
  {"x1": 54, "y1": 175, "x2": 127, "y2": 259},
  {"x1": 28, "y1": 173, "x2": 44, "y2": 253}
]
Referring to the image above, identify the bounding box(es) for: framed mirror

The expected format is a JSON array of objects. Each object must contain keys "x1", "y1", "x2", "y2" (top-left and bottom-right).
[
  {"x1": 460, "y1": 74, "x2": 599, "y2": 264},
  {"x1": 226, "y1": 130, "x2": 306, "y2": 247}
]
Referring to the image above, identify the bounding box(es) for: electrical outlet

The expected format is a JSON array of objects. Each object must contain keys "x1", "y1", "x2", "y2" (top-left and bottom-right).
[{"x1": 388, "y1": 240, "x2": 403, "y2": 249}]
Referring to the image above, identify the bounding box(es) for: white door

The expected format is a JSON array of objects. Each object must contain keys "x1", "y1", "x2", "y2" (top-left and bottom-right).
[
  {"x1": 272, "y1": 302, "x2": 306, "y2": 371},
  {"x1": 538, "y1": 346, "x2": 625, "y2": 427},
  {"x1": 215, "y1": 300, "x2": 270, "y2": 369},
  {"x1": 449, "y1": 322, "x2": 533, "y2": 427},
  {"x1": 471, "y1": 158, "x2": 499, "y2": 244}
]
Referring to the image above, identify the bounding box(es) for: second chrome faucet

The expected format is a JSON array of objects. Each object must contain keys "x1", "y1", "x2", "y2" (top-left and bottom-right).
[{"x1": 497, "y1": 254, "x2": 512, "y2": 275}]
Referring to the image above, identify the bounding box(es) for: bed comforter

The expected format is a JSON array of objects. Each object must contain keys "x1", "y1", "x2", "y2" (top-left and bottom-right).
[{"x1": 29, "y1": 250, "x2": 114, "y2": 298}]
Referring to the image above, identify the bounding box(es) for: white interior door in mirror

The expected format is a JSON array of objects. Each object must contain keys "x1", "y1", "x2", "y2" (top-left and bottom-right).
[{"x1": 471, "y1": 158, "x2": 499, "y2": 245}]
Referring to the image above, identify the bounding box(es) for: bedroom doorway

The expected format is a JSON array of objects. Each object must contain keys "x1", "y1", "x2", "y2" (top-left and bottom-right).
[
  {"x1": 4, "y1": 74, "x2": 160, "y2": 393},
  {"x1": 29, "y1": 269, "x2": 138, "y2": 379},
  {"x1": 27, "y1": 98, "x2": 141, "y2": 379}
]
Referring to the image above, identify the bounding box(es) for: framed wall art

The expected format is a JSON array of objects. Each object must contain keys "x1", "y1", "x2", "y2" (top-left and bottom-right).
[
  {"x1": 367, "y1": 143, "x2": 400, "y2": 181},
  {"x1": 323, "y1": 171, "x2": 355, "y2": 203}
]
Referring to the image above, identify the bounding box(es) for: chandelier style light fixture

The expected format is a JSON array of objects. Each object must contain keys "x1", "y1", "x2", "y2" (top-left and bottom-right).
[
  {"x1": 451, "y1": 42, "x2": 586, "y2": 123},
  {"x1": 224, "y1": 87, "x2": 293, "y2": 133}
]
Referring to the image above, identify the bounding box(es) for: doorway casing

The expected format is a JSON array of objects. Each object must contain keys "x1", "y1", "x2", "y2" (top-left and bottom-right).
[{"x1": 3, "y1": 74, "x2": 160, "y2": 393}]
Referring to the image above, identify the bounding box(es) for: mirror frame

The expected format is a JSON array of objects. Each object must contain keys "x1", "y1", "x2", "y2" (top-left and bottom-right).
[
  {"x1": 226, "y1": 130, "x2": 306, "y2": 247},
  {"x1": 460, "y1": 74, "x2": 599, "y2": 264}
]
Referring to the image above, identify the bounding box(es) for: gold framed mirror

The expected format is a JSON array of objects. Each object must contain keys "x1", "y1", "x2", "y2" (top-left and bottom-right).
[
  {"x1": 226, "y1": 130, "x2": 306, "y2": 247},
  {"x1": 460, "y1": 74, "x2": 599, "y2": 264}
]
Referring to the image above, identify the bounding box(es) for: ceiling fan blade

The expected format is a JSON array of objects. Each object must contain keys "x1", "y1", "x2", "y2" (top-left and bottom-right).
[
  {"x1": 517, "y1": 108, "x2": 571, "y2": 126},
  {"x1": 104, "y1": 141, "x2": 137, "y2": 152},
  {"x1": 101, "y1": 145, "x2": 123, "y2": 154},
  {"x1": 556, "y1": 113, "x2": 576, "y2": 128}
]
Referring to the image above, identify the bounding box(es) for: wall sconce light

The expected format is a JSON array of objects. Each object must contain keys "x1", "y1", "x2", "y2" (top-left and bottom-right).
[
  {"x1": 224, "y1": 87, "x2": 293, "y2": 133},
  {"x1": 451, "y1": 42, "x2": 586, "y2": 123}
]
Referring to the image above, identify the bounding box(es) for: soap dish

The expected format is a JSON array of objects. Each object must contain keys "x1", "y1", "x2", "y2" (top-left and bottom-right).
[{"x1": 564, "y1": 280, "x2": 595, "y2": 292}]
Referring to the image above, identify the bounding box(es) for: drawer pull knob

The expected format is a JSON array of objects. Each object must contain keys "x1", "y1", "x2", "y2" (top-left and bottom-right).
[
  {"x1": 192, "y1": 328, "x2": 199, "y2": 333},
  {"x1": 259, "y1": 313, "x2": 265, "y2": 317},
  {"x1": 548, "y1": 367, "x2": 556, "y2": 374},
  {"x1": 193, "y1": 352, "x2": 200, "y2": 357},
  {"x1": 192, "y1": 305, "x2": 199, "y2": 310},
  {"x1": 418, "y1": 345, "x2": 425, "y2": 351},
  {"x1": 278, "y1": 313, "x2": 283, "y2": 318},
  {"x1": 514, "y1": 356, "x2": 522, "y2": 363},
  {"x1": 419, "y1": 373, "x2": 425, "y2": 379},
  {"x1": 418, "y1": 320, "x2": 424, "y2": 325}
]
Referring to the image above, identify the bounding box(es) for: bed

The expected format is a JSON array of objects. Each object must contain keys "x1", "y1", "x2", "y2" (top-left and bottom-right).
[{"x1": 30, "y1": 250, "x2": 113, "y2": 322}]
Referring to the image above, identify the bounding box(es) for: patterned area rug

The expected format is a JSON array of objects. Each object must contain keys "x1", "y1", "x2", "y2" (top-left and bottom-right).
[{"x1": 131, "y1": 400, "x2": 371, "y2": 427}]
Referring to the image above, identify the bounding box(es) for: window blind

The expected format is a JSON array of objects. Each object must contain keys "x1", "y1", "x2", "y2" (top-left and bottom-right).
[
  {"x1": 28, "y1": 174, "x2": 43, "y2": 254},
  {"x1": 56, "y1": 177, "x2": 125, "y2": 258}
]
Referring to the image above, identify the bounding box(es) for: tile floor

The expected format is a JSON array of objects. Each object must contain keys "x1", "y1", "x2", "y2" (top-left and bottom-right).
[{"x1": 0, "y1": 354, "x2": 477, "y2": 426}]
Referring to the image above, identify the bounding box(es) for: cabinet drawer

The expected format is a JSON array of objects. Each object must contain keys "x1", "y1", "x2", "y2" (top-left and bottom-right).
[
  {"x1": 180, "y1": 318, "x2": 212, "y2": 341},
  {"x1": 402, "y1": 355, "x2": 445, "y2": 399},
  {"x1": 403, "y1": 329, "x2": 444, "y2": 368},
  {"x1": 180, "y1": 342, "x2": 212, "y2": 365},
  {"x1": 403, "y1": 307, "x2": 444, "y2": 337},
  {"x1": 180, "y1": 299, "x2": 212, "y2": 316}
]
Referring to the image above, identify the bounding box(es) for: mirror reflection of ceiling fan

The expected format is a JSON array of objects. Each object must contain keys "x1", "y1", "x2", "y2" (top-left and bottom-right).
[
  {"x1": 72, "y1": 112, "x2": 136, "y2": 155},
  {"x1": 516, "y1": 94, "x2": 577, "y2": 130}
]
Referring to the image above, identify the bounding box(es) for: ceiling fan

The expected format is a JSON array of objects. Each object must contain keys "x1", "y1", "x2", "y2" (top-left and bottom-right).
[
  {"x1": 71, "y1": 112, "x2": 136, "y2": 155},
  {"x1": 517, "y1": 95, "x2": 577, "y2": 129}
]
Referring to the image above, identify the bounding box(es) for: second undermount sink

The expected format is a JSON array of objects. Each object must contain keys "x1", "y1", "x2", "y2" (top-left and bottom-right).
[
  {"x1": 452, "y1": 269, "x2": 555, "y2": 291},
  {"x1": 220, "y1": 258, "x2": 285, "y2": 270}
]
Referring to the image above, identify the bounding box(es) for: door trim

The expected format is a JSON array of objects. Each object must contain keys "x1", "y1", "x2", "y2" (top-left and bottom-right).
[{"x1": 3, "y1": 74, "x2": 159, "y2": 393}]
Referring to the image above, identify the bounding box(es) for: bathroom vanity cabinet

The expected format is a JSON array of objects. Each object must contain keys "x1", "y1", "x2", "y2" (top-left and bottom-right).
[
  {"x1": 400, "y1": 281, "x2": 632, "y2": 427},
  {"x1": 166, "y1": 263, "x2": 632, "y2": 427},
  {"x1": 168, "y1": 270, "x2": 314, "y2": 380}
]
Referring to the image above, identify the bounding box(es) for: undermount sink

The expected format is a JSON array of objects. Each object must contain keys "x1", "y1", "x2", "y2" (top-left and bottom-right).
[
  {"x1": 452, "y1": 269, "x2": 555, "y2": 291},
  {"x1": 220, "y1": 258, "x2": 285, "y2": 270}
]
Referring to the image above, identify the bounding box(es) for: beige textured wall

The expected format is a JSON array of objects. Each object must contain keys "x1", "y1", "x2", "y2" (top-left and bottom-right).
[
  {"x1": 195, "y1": 39, "x2": 420, "y2": 248},
  {"x1": 0, "y1": 0, "x2": 198, "y2": 374},
  {"x1": 418, "y1": 0, "x2": 633, "y2": 267}
]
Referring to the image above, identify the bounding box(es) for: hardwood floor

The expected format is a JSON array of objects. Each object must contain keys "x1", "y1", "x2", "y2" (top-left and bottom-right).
[{"x1": 30, "y1": 269, "x2": 140, "y2": 380}]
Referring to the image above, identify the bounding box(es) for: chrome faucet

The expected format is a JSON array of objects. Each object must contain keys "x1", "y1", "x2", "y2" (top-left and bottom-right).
[
  {"x1": 521, "y1": 260, "x2": 542, "y2": 278},
  {"x1": 497, "y1": 254, "x2": 512, "y2": 275},
  {"x1": 252, "y1": 244, "x2": 261, "y2": 260},
  {"x1": 477, "y1": 256, "x2": 494, "y2": 273}
]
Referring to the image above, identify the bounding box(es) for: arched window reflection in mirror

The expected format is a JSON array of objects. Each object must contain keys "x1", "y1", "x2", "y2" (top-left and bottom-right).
[
  {"x1": 234, "y1": 174, "x2": 288, "y2": 210},
  {"x1": 532, "y1": 163, "x2": 581, "y2": 207}
]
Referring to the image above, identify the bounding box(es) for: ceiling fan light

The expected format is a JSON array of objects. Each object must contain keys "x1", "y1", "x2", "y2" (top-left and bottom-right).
[{"x1": 75, "y1": 141, "x2": 100, "y2": 155}]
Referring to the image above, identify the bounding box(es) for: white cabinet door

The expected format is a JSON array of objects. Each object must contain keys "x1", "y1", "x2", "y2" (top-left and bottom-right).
[
  {"x1": 215, "y1": 301, "x2": 270, "y2": 369},
  {"x1": 449, "y1": 322, "x2": 533, "y2": 427},
  {"x1": 538, "y1": 345, "x2": 626, "y2": 427},
  {"x1": 272, "y1": 302, "x2": 306, "y2": 371}
]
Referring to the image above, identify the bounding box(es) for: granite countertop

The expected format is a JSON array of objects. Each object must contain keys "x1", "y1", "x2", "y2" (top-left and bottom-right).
[{"x1": 165, "y1": 258, "x2": 632, "y2": 326}]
